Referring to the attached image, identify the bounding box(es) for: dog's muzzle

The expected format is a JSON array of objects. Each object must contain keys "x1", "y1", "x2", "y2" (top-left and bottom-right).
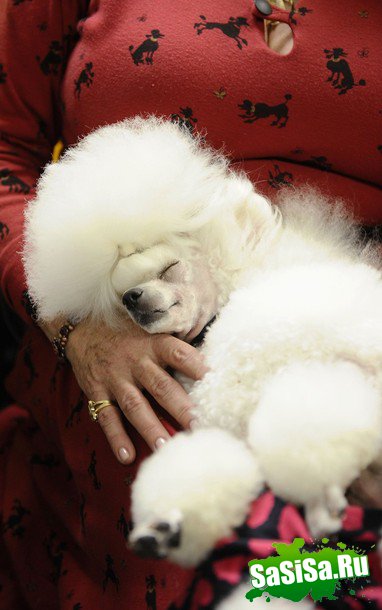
[
  {"x1": 122, "y1": 288, "x2": 162, "y2": 325},
  {"x1": 122, "y1": 288, "x2": 175, "y2": 327},
  {"x1": 131, "y1": 534, "x2": 162, "y2": 559},
  {"x1": 129, "y1": 521, "x2": 182, "y2": 559}
]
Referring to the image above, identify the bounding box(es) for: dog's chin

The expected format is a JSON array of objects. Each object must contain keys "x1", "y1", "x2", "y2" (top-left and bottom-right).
[
  {"x1": 127, "y1": 309, "x2": 188, "y2": 336},
  {"x1": 127, "y1": 310, "x2": 168, "y2": 332},
  {"x1": 126, "y1": 309, "x2": 210, "y2": 342},
  {"x1": 178, "y1": 315, "x2": 211, "y2": 343}
]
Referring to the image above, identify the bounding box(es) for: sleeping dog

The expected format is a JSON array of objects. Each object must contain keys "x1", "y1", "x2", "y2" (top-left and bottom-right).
[{"x1": 24, "y1": 116, "x2": 382, "y2": 569}]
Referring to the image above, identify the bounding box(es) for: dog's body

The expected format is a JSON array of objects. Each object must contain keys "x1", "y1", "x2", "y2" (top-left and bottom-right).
[
  {"x1": 24, "y1": 118, "x2": 382, "y2": 584},
  {"x1": 187, "y1": 198, "x2": 382, "y2": 541},
  {"x1": 130, "y1": 190, "x2": 382, "y2": 566}
]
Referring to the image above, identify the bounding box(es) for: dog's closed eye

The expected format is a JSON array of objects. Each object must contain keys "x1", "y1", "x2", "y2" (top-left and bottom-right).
[{"x1": 159, "y1": 261, "x2": 179, "y2": 280}]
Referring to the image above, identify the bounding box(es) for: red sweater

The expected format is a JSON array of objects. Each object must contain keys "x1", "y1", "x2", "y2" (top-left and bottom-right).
[
  {"x1": 1, "y1": 0, "x2": 381, "y2": 323},
  {"x1": 0, "y1": 1, "x2": 381, "y2": 609}
]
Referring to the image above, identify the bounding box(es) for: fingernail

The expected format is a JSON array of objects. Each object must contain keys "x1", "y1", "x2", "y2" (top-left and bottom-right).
[
  {"x1": 189, "y1": 419, "x2": 198, "y2": 431},
  {"x1": 155, "y1": 437, "x2": 167, "y2": 450},
  {"x1": 118, "y1": 447, "x2": 130, "y2": 463}
]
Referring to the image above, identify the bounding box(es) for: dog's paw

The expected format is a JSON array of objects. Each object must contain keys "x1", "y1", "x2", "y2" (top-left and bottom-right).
[
  {"x1": 129, "y1": 510, "x2": 182, "y2": 559},
  {"x1": 305, "y1": 497, "x2": 343, "y2": 539}
]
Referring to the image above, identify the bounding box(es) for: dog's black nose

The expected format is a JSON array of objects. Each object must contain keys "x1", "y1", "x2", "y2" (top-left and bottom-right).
[
  {"x1": 132, "y1": 535, "x2": 160, "y2": 558},
  {"x1": 123, "y1": 288, "x2": 143, "y2": 310}
]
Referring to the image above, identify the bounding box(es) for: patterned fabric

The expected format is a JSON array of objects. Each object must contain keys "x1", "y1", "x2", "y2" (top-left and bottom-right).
[
  {"x1": 169, "y1": 494, "x2": 382, "y2": 609},
  {"x1": 0, "y1": 0, "x2": 381, "y2": 608}
]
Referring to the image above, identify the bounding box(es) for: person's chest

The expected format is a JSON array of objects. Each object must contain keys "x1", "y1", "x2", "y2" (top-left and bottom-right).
[{"x1": 61, "y1": 0, "x2": 382, "y2": 188}]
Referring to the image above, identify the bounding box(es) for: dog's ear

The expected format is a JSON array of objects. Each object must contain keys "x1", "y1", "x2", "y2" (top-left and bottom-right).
[
  {"x1": 234, "y1": 191, "x2": 277, "y2": 246},
  {"x1": 194, "y1": 174, "x2": 280, "y2": 282},
  {"x1": 224, "y1": 173, "x2": 280, "y2": 253}
]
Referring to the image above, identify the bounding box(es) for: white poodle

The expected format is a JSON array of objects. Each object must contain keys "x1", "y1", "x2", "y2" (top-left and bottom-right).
[
  {"x1": 24, "y1": 118, "x2": 382, "y2": 583},
  {"x1": 24, "y1": 116, "x2": 276, "y2": 336}
]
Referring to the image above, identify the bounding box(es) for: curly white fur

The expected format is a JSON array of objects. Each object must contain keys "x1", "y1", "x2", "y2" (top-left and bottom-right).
[
  {"x1": 23, "y1": 115, "x2": 278, "y2": 326},
  {"x1": 130, "y1": 428, "x2": 263, "y2": 567},
  {"x1": 188, "y1": 195, "x2": 382, "y2": 537}
]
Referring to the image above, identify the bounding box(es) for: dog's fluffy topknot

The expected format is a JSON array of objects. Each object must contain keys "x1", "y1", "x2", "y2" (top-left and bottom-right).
[{"x1": 23, "y1": 116, "x2": 275, "y2": 323}]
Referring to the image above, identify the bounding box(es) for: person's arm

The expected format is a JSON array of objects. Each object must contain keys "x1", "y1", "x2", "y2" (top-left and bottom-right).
[
  {"x1": 0, "y1": 0, "x2": 88, "y2": 324},
  {"x1": 0, "y1": 1, "x2": 207, "y2": 465}
]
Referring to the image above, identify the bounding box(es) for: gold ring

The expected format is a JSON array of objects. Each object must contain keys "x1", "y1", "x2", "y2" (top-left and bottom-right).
[{"x1": 88, "y1": 400, "x2": 115, "y2": 422}]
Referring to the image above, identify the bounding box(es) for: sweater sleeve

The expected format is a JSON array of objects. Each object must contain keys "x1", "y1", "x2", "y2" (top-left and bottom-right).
[{"x1": 0, "y1": 0, "x2": 88, "y2": 325}]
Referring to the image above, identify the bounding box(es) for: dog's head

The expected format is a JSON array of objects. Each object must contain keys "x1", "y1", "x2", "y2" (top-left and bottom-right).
[
  {"x1": 111, "y1": 235, "x2": 218, "y2": 341},
  {"x1": 24, "y1": 117, "x2": 278, "y2": 328}
]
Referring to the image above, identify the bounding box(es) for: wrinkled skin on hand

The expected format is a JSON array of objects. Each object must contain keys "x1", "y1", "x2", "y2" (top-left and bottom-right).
[{"x1": 63, "y1": 316, "x2": 208, "y2": 464}]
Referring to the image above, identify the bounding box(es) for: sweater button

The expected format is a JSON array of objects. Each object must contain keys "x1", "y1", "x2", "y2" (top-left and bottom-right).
[{"x1": 254, "y1": 0, "x2": 273, "y2": 16}]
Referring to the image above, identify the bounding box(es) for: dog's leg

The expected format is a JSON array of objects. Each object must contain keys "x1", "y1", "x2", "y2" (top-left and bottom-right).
[
  {"x1": 305, "y1": 497, "x2": 343, "y2": 538},
  {"x1": 248, "y1": 360, "x2": 382, "y2": 539},
  {"x1": 129, "y1": 428, "x2": 264, "y2": 566},
  {"x1": 325, "y1": 484, "x2": 348, "y2": 517},
  {"x1": 305, "y1": 485, "x2": 347, "y2": 538}
]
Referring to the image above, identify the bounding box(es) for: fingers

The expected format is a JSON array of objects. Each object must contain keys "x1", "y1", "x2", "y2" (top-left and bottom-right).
[
  {"x1": 136, "y1": 359, "x2": 195, "y2": 429},
  {"x1": 91, "y1": 390, "x2": 136, "y2": 465},
  {"x1": 77, "y1": 330, "x2": 207, "y2": 463},
  {"x1": 155, "y1": 336, "x2": 209, "y2": 380},
  {"x1": 112, "y1": 382, "x2": 171, "y2": 453}
]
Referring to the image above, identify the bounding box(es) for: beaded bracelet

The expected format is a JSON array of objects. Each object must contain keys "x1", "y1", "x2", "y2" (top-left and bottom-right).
[{"x1": 52, "y1": 321, "x2": 75, "y2": 361}]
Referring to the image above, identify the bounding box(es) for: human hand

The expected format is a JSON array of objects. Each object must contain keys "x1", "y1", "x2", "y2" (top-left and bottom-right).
[
  {"x1": 42, "y1": 316, "x2": 208, "y2": 464},
  {"x1": 346, "y1": 461, "x2": 382, "y2": 509}
]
